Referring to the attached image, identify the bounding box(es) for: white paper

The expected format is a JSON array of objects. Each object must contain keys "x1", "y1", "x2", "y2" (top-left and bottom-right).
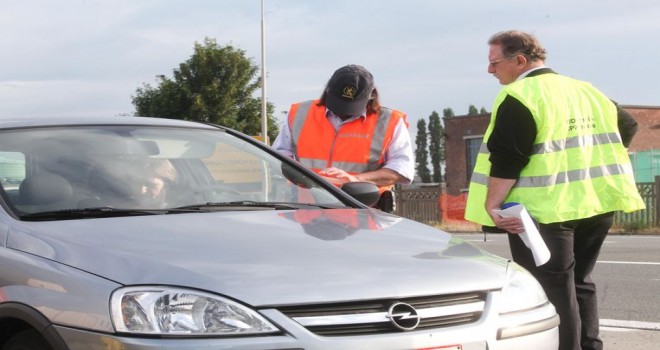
[{"x1": 492, "y1": 204, "x2": 551, "y2": 266}]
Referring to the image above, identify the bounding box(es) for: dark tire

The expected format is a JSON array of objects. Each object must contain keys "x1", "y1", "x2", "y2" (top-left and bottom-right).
[{"x1": 3, "y1": 329, "x2": 52, "y2": 350}]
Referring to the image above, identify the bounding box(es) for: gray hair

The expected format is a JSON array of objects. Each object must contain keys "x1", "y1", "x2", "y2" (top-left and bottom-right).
[{"x1": 488, "y1": 30, "x2": 547, "y2": 62}]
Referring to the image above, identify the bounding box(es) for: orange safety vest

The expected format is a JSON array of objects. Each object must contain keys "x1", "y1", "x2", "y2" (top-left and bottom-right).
[{"x1": 288, "y1": 100, "x2": 406, "y2": 194}]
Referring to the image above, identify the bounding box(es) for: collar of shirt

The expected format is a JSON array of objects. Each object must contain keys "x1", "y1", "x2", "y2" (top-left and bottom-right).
[
  {"x1": 325, "y1": 108, "x2": 367, "y2": 130},
  {"x1": 517, "y1": 65, "x2": 547, "y2": 81}
]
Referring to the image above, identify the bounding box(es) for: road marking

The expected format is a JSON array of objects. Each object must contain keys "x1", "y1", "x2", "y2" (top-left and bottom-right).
[
  {"x1": 601, "y1": 319, "x2": 660, "y2": 331},
  {"x1": 600, "y1": 326, "x2": 636, "y2": 332},
  {"x1": 598, "y1": 261, "x2": 660, "y2": 265}
]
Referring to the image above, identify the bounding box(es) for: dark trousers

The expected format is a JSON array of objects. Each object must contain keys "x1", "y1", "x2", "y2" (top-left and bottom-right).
[
  {"x1": 507, "y1": 212, "x2": 614, "y2": 350},
  {"x1": 375, "y1": 190, "x2": 395, "y2": 213}
]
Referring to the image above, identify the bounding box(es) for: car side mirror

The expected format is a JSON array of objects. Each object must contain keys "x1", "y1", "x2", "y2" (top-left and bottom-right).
[{"x1": 341, "y1": 182, "x2": 380, "y2": 207}]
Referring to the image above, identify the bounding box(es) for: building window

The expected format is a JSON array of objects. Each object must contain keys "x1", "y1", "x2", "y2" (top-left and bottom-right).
[{"x1": 465, "y1": 137, "x2": 483, "y2": 181}]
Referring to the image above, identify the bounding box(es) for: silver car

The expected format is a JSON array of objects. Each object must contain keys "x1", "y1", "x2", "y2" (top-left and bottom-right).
[{"x1": 0, "y1": 117, "x2": 558, "y2": 350}]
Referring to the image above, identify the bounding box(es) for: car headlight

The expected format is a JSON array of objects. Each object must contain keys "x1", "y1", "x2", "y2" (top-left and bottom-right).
[
  {"x1": 110, "y1": 286, "x2": 278, "y2": 335},
  {"x1": 499, "y1": 262, "x2": 548, "y2": 314}
]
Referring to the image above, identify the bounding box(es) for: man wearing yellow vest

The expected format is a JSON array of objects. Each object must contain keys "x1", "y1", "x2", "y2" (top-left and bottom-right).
[
  {"x1": 465, "y1": 30, "x2": 645, "y2": 350},
  {"x1": 272, "y1": 64, "x2": 414, "y2": 212}
]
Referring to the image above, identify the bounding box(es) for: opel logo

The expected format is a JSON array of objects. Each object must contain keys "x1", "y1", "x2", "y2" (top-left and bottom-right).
[{"x1": 387, "y1": 302, "x2": 421, "y2": 331}]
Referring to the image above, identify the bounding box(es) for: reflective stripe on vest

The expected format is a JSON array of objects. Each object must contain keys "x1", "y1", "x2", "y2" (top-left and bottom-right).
[
  {"x1": 290, "y1": 100, "x2": 314, "y2": 157},
  {"x1": 478, "y1": 132, "x2": 624, "y2": 156},
  {"x1": 470, "y1": 163, "x2": 634, "y2": 188},
  {"x1": 299, "y1": 159, "x2": 372, "y2": 173},
  {"x1": 471, "y1": 132, "x2": 631, "y2": 188}
]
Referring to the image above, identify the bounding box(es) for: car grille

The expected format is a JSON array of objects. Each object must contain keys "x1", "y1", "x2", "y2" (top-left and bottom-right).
[{"x1": 277, "y1": 292, "x2": 486, "y2": 336}]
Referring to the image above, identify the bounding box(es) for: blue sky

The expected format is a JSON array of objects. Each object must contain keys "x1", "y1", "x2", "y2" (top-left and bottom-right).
[{"x1": 1, "y1": 0, "x2": 659, "y2": 137}]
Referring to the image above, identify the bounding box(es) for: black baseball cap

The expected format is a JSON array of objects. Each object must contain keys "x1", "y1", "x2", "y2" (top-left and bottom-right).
[{"x1": 325, "y1": 64, "x2": 374, "y2": 117}]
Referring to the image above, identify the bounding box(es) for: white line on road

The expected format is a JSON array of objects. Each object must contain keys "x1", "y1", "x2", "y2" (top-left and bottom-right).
[
  {"x1": 600, "y1": 326, "x2": 636, "y2": 332},
  {"x1": 598, "y1": 261, "x2": 660, "y2": 265},
  {"x1": 601, "y1": 319, "x2": 660, "y2": 331}
]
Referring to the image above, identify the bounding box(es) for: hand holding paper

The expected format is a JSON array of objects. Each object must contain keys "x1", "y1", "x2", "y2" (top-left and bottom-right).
[{"x1": 492, "y1": 203, "x2": 550, "y2": 266}]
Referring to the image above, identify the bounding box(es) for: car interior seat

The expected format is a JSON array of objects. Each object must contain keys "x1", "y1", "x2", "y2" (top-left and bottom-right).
[{"x1": 17, "y1": 172, "x2": 74, "y2": 212}]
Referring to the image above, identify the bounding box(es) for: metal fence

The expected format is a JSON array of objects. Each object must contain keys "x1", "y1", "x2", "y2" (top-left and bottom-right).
[
  {"x1": 394, "y1": 177, "x2": 660, "y2": 228},
  {"x1": 614, "y1": 180, "x2": 658, "y2": 228},
  {"x1": 394, "y1": 185, "x2": 441, "y2": 224},
  {"x1": 393, "y1": 184, "x2": 441, "y2": 224}
]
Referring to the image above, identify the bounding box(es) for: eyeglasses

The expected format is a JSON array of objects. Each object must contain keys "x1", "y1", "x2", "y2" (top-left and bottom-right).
[{"x1": 489, "y1": 56, "x2": 515, "y2": 67}]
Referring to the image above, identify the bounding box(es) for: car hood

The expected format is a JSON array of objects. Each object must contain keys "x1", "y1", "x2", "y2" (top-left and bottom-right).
[{"x1": 8, "y1": 208, "x2": 507, "y2": 306}]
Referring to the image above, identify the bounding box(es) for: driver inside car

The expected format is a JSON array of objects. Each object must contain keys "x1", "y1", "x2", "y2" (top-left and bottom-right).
[{"x1": 134, "y1": 158, "x2": 177, "y2": 208}]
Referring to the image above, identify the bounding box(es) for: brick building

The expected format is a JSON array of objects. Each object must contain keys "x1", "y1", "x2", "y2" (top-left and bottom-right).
[{"x1": 443, "y1": 105, "x2": 660, "y2": 195}]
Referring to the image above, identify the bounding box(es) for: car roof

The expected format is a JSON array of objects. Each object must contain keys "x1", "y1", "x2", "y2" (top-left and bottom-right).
[{"x1": 0, "y1": 116, "x2": 220, "y2": 130}]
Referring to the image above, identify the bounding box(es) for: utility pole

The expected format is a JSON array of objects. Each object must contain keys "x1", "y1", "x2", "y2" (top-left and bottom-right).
[{"x1": 260, "y1": 0, "x2": 268, "y2": 144}]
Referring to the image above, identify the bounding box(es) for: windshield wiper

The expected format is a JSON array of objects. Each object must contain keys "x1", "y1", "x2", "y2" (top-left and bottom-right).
[
  {"x1": 174, "y1": 201, "x2": 340, "y2": 211},
  {"x1": 19, "y1": 206, "x2": 197, "y2": 221},
  {"x1": 20, "y1": 202, "x2": 347, "y2": 220}
]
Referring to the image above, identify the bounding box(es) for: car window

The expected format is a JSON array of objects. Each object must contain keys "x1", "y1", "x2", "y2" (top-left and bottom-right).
[{"x1": 0, "y1": 125, "x2": 349, "y2": 218}]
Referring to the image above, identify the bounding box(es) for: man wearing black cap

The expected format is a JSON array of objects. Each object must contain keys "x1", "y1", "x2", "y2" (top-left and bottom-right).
[{"x1": 272, "y1": 64, "x2": 414, "y2": 212}]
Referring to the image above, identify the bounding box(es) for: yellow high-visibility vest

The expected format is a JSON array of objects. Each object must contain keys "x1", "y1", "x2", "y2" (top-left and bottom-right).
[{"x1": 465, "y1": 74, "x2": 645, "y2": 225}]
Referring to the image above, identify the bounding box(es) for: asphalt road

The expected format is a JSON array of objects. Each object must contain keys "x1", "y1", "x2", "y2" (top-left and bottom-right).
[{"x1": 453, "y1": 233, "x2": 660, "y2": 349}]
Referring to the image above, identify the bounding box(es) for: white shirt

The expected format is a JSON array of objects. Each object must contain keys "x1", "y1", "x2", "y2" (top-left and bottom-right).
[
  {"x1": 271, "y1": 108, "x2": 414, "y2": 184},
  {"x1": 517, "y1": 65, "x2": 547, "y2": 80}
]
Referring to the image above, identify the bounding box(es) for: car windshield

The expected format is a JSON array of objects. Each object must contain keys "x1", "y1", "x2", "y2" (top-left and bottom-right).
[{"x1": 0, "y1": 125, "x2": 349, "y2": 218}]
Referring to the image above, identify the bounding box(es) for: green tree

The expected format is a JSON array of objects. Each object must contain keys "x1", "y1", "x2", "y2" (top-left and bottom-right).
[
  {"x1": 443, "y1": 108, "x2": 455, "y2": 118},
  {"x1": 132, "y1": 38, "x2": 279, "y2": 141},
  {"x1": 468, "y1": 104, "x2": 479, "y2": 116},
  {"x1": 428, "y1": 111, "x2": 445, "y2": 183},
  {"x1": 415, "y1": 119, "x2": 431, "y2": 183},
  {"x1": 480, "y1": 106, "x2": 488, "y2": 114}
]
